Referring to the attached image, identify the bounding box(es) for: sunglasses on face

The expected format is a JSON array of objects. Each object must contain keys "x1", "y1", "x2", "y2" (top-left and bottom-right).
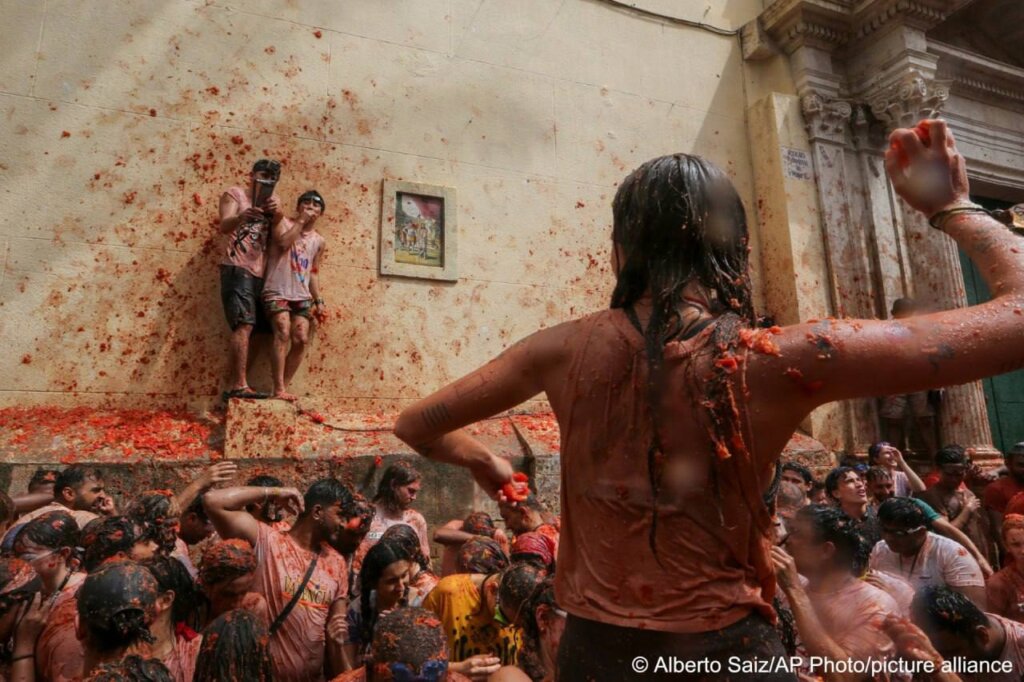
[{"x1": 881, "y1": 525, "x2": 925, "y2": 537}]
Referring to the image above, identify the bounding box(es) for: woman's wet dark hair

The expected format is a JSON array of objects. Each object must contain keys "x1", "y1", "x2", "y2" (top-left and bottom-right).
[
  {"x1": 78, "y1": 562, "x2": 158, "y2": 654},
  {"x1": 796, "y1": 505, "x2": 870, "y2": 575},
  {"x1": 380, "y1": 523, "x2": 429, "y2": 572},
  {"x1": 374, "y1": 462, "x2": 421, "y2": 511},
  {"x1": 14, "y1": 511, "x2": 82, "y2": 568},
  {"x1": 194, "y1": 609, "x2": 273, "y2": 682},
  {"x1": 358, "y1": 539, "x2": 410, "y2": 644},
  {"x1": 610, "y1": 154, "x2": 755, "y2": 557},
  {"x1": 497, "y1": 563, "x2": 547, "y2": 629},
  {"x1": 456, "y1": 537, "x2": 509, "y2": 575},
  {"x1": 127, "y1": 492, "x2": 178, "y2": 555},
  {"x1": 82, "y1": 516, "x2": 139, "y2": 572},
  {"x1": 144, "y1": 555, "x2": 202, "y2": 629},
  {"x1": 513, "y1": 575, "x2": 559, "y2": 681}
]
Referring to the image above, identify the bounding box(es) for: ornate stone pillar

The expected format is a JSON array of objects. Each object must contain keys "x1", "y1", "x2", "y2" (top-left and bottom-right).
[
  {"x1": 800, "y1": 91, "x2": 881, "y2": 454},
  {"x1": 868, "y1": 72, "x2": 1000, "y2": 460}
]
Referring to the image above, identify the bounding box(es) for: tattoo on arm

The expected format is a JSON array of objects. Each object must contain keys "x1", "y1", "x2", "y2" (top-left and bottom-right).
[{"x1": 422, "y1": 403, "x2": 452, "y2": 430}]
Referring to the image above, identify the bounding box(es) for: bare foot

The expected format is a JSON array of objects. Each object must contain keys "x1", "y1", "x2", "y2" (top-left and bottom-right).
[{"x1": 273, "y1": 391, "x2": 298, "y2": 402}]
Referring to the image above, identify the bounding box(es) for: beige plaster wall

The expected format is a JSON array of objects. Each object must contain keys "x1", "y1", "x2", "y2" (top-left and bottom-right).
[{"x1": 0, "y1": 0, "x2": 773, "y2": 411}]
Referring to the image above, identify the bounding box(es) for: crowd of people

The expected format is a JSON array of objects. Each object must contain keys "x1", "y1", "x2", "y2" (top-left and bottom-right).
[
  {"x1": 5, "y1": 119, "x2": 1024, "y2": 681},
  {"x1": 0, "y1": 461, "x2": 560, "y2": 681},
  {"x1": 5, "y1": 443, "x2": 1024, "y2": 681}
]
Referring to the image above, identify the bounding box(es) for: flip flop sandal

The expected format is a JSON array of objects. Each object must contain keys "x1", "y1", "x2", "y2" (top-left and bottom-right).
[{"x1": 222, "y1": 386, "x2": 270, "y2": 401}]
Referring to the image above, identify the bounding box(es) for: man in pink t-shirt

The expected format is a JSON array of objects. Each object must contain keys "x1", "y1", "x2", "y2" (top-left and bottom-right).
[
  {"x1": 263, "y1": 190, "x2": 328, "y2": 401},
  {"x1": 218, "y1": 159, "x2": 283, "y2": 400},
  {"x1": 205, "y1": 478, "x2": 372, "y2": 681}
]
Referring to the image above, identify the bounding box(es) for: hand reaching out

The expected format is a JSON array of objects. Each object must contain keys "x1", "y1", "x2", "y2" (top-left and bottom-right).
[
  {"x1": 200, "y1": 461, "x2": 239, "y2": 489},
  {"x1": 884, "y1": 120, "x2": 971, "y2": 218}
]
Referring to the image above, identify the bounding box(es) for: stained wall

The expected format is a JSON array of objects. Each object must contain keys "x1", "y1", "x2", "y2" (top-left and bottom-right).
[{"x1": 0, "y1": 0, "x2": 773, "y2": 413}]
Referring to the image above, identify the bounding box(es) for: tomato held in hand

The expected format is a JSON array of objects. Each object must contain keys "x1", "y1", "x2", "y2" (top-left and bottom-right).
[{"x1": 502, "y1": 472, "x2": 530, "y2": 502}]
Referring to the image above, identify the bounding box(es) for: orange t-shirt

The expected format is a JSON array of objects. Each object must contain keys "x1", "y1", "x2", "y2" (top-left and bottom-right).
[
  {"x1": 254, "y1": 523, "x2": 349, "y2": 682},
  {"x1": 555, "y1": 309, "x2": 776, "y2": 634},
  {"x1": 36, "y1": 572, "x2": 86, "y2": 682}
]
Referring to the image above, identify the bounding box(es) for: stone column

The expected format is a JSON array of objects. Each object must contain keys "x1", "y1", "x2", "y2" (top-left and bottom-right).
[
  {"x1": 799, "y1": 91, "x2": 883, "y2": 454},
  {"x1": 868, "y1": 73, "x2": 1001, "y2": 461}
]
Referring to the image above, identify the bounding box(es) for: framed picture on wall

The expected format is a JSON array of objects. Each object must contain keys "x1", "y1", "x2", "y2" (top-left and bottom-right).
[{"x1": 379, "y1": 180, "x2": 457, "y2": 281}]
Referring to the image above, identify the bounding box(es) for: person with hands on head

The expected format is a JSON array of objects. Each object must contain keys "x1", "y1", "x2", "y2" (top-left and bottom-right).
[
  {"x1": 395, "y1": 119, "x2": 1024, "y2": 678},
  {"x1": 263, "y1": 189, "x2": 328, "y2": 402},
  {"x1": 771, "y1": 505, "x2": 900, "y2": 682},
  {"x1": 867, "y1": 442, "x2": 926, "y2": 497},
  {"x1": 203, "y1": 479, "x2": 369, "y2": 681}
]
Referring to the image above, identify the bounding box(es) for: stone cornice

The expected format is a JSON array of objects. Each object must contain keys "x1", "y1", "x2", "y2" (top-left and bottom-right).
[
  {"x1": 758, "y1": 0, "x2": 971, "y2": 55},
  {"x1": 849, "y1": 0, "x2": 965, "y2": 45},
  {"x1": 760, "y1": 0, "x2": 854, "y2": 53},
  {"x1": 931, "y1": 41, "x2": 1024, "y2": 110}
]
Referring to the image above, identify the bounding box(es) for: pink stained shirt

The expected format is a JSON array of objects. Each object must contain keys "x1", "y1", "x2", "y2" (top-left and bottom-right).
[
  {"x1": 221, "y1": 186, "x2": 270, "y2": 278},
  {"x1": 352, "y1": 509, "x2": 431, "y2": 577},
  {"x1": 35, "y1": 572, "x2": 86, "y2": 682},
  {"x1": 162, "y1": 633, "x2": 203, "y2": 682},
  {"x1": 253, "y1": 523, "x2": 349, "y2": 682},
  {"x1": 262, "y1": 227, "x2": 325, "y2": 302}
]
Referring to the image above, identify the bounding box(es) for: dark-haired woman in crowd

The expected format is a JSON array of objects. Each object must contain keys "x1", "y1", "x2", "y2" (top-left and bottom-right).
[
  {"x1": 380, "y1": 523, "x2": 439, "y2": 606},
  {"x1": 14, "y1": 511, "x2": 85, "y2": 681},
  {"x1": 194, "y1": 609, "x2": 273, "y2": 682},
  {"x1": 353, "y1": 462, "x2": 430, "y2": 574},
  {"x1": 129, "y1": 491, "x2": 198, "y2": 577},
  {"x1": 491, "y1": 576, "x2": 565, "y2": 682},
  {"x1": 343, "y1": 540, "x2": 412, "y2": 670},
  {"x1": 77, "y1": 561, "x2": 159, "y2": 676},
  {"x1": 143, "y1": 556, "x2": 203, "y2": 682},
  {"x1": 81, "y1": 516, "x2": 158, "y2": 573}
]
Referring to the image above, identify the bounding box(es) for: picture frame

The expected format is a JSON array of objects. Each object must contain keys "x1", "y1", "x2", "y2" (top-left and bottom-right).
[{"x1": 379, "y1": 180, "x2": 458, "y2": 281}]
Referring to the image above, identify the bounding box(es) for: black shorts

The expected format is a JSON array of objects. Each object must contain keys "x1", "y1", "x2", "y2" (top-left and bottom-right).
[
  {"x1": 220, "y1": 265, "x2": 269, "y2": 332},
  {"x1": 556, "y1": 612, "x2": 796, "y2": 681}
]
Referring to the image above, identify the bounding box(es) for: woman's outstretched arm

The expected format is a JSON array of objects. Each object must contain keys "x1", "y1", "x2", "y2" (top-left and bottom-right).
[{"x1": 754, "y1": 121, "x2": 1024, "y2": 415}]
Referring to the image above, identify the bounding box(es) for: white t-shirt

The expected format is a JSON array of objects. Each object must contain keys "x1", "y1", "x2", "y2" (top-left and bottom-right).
[
  {"x1": 892, "y1": 470, "x2": 911, "y2": 498},
  {"x1": 868, "y1": 532, "x2": 984, "y2": 590}
]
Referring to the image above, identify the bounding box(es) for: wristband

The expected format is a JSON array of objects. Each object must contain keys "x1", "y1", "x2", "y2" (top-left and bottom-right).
[
  {"x1": 314, "y1": 298, "x2": 325, "y2": 306},
  {"x1": 928, "y1": 203, "x2": 991, "y2": 230}
]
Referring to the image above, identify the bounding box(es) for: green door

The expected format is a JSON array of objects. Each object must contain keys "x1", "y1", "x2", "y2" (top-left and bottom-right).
[{"x1": 958, "y1": 196, "x2": 1024, "y2": 453}]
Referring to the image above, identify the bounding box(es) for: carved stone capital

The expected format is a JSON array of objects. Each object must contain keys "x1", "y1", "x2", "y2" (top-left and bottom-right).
[
  {"x1": 868, "y1": 71, "x2": 951, "y2": 131},
  {"x1": 801, "y1": 91, "x2": 853, "y2": 144}
]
